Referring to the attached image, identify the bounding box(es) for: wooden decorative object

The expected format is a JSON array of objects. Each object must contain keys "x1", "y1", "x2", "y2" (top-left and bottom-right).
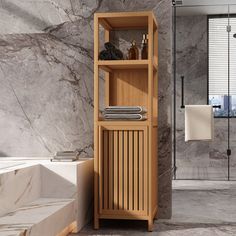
[{"x1": 94, "y1": 11, "x2": 158, "y2": 231}]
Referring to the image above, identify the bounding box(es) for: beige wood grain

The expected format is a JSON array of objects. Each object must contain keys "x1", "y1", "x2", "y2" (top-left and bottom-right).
[
  {"x1": 144, "y1": 127, "x2": 148, "y2": 215},
  {"x1": 139, "y1": 130, "x2": 144, "y2": 211},
  {"x1": 108, "y1": 130, "x2": 114, "y2": 210},
  {"x1": 96, "y1": 11, "x2": 156, "y2": 30},
  {"x1": 97, "y1": 120, "x2": 148, "y2": 127},
  {"x1": 104, "y1": 30, "x2": 110, "y2": 107},
  {"x1": 98, "y1": 126, "x2": 104, "y2": 214},
  {"x1": 123, "y1": 130, "x2": 128, "y2": 210},
  {"x1": 128, "y1": 130, "x2": 134, "y2": 210},
  {"x1": 103, "y1": 130, "x2": 108, "y2": 210},
  {"x1": 98, "y1": 60, "x2": 157, "y2": 72},
  {"x1": 94, "y1": 13, "x2": 100, "y2": 230},
  {"x1": 94, "y1": 12, "x2": 158, "y2": 231},
  {"x1": 56, "y1": 221, "x2": 77, "y2": 236},
  {"x1": 99, "y1": 213, "x2": 148, "y2": 220},
  {"x1": 118, "y1": 130, "x2": 124, "y2": 210},
  {"x1": 109, "y1": 69, "x2": 148, "y2": 108},
  {"x1": 133, "y1": 130, "x2": 138, "y2": 211},
  {"x1": 99, "y1": 18, "x2": 112, "y2": 30},
  {"x1": 113, "y1": 130, "x2": 119, "y2": 210}
]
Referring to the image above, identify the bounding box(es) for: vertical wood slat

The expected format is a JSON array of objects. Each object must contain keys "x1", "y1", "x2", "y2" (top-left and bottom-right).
[
  {"x1": 103, "y1": 131, "x2": 108, "y2": 210},
  {"x1": 100, "y1": 128, "x2": 147, "y2": 213},
  {"x1": 139, "y1": 131, "x2": 144, "y2": 211},
  {"x1": 104, "y1": 29, "x2": 110, "y2": 107},
  {"x1": 123, "y1": 131, "x2": 128, "y2": 210},
  {"x1": 134, "y1": 131, "x2": 138, "y2": 211},
  {"x1": 144, "y1": 128, "x2": 148, "y2": 214},
  {"x1": 93, "y1": 14, "x2": 99, "y2": 229},
  {"x1": 118, "y1": 131, "x2": 123, "y2": 210},
  {"x1": 129, "y1": 131, "x2": 134, "y2": 210},
  {"x1": 113, "y1": 130, "x2": 119, "y2": 210},
  {"x1": 98, "y1": 126, "x2": 103, "y2": 213},
  {"x1": 108, "y1": 130, "x2": 114, "y2": 210}
]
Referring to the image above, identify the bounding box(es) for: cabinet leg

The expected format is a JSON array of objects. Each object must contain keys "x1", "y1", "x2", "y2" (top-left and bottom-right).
[
  {"x1": 148, "y1": 219, "x2": 153, "y2": 232},
  {"x1": 94, "y1": 217, "x2": 100, "y2": 230}
]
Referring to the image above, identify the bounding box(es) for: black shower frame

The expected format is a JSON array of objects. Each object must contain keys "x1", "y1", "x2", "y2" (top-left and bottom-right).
[{"x1": 172, "y1": 2, "x2": 232, "y2": 181}]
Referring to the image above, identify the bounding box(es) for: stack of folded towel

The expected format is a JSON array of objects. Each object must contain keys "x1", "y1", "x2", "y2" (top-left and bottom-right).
[
  {"x1": 51, "y1": 151, "x2": 79, "y2": 162},
  {"x1": 103, "y1": 106, "x2": 147, "y2": 121}
]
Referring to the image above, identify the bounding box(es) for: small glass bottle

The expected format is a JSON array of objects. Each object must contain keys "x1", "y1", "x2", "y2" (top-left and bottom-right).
[
  {"x1": 141, "y1": 34, "x2": 148, "y2": 59},
  {"x1": 127, "y1": 40, "x2": 139, "y2": 60}
]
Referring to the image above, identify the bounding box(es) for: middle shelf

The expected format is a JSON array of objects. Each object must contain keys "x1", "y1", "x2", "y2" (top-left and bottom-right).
[{"x1": 97, "y1": 60, "x2": 158, "y2": 72}]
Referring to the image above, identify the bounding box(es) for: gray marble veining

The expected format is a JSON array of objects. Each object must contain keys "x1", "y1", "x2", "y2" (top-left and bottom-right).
[{"x1": 0, "y1": 0, "x2": 172, "y2": 218}]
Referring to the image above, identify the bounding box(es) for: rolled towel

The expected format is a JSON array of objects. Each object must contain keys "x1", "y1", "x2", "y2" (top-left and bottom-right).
[
  {"x1": 104, "y1": 106, "x2": 147, "y2": 114},
  {"x1": 104, "y1": 113, "x2": 147, "y2": 121}
]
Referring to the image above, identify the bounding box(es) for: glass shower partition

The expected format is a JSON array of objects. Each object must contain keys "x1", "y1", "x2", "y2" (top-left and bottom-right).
[
  {"x1": 173, "y1": 3, "x2": 231, "y2": 180},
  {"x1": 229, "y1": 5, "x2": 236, "y2": 180}
]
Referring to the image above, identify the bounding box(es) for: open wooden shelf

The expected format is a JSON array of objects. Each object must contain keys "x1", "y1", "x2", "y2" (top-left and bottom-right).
[
  {"x1": 98, "y1": 60, "x2": 158, "y2": 71},
  {"x1": 97, "y1": 120, "x2": 149, "y2": 126},
  {"x1": 96, "y1": 11, "x2": 158, "y2": 30},
  {"x1": 94, "y1": 11, "x2": 158, "y2": 232},
  {"x1": 97, "y1": 120, "x2": 158, "y2": 127}
]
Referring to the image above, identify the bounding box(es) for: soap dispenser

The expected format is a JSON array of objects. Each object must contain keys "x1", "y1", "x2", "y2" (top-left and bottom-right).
[
  {"x1": 141, "y1": 34, "x2": 148, "y2": 59},
  {"x1": 127, "y1": 40, "x2": 139, "y2": 60}
]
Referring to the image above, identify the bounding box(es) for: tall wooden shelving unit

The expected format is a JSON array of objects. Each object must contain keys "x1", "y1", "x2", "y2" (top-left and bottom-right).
[{"x1": 94, "y1": 11, "x2": 158, "y2": 231}]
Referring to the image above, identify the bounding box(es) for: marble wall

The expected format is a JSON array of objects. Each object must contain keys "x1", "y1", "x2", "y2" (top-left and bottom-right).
[
  {"x1": 175, "y1": 15, "x2": 236, "y2": 180},
  {"x1": 0, "y1": 0, "x2": 172, "y2": 218}
]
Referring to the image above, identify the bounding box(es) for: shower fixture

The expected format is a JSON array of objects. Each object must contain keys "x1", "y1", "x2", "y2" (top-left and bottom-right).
[{"x1": 233, "y1": 33, "x2": 236, "y2": 38}]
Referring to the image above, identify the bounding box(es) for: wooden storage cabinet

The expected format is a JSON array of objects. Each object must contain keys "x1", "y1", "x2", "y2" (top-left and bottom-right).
[
  {"x1": 99, "y1": 126, "x2": 148, "y2": 215},
  {"x1": 94, "y1": 11, "x2": 158, "y2": 231}
]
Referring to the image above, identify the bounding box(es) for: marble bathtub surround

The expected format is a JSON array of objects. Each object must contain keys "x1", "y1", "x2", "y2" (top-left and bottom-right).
[
  {"x1": 0, "y1": 164, "x2": 41, "y2": 217},
  {"x1": 0, "y1": 198, "x2": 75, "y2": 236},
  {"x1": 0, "y1": 0, "x2": 172, "y2": 218},
  {"x1": 0, "y1": 158, "x2": 94, "y2": 234}
]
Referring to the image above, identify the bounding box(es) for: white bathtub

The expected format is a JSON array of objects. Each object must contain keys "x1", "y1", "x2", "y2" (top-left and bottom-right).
[
  {"x1": 0, "y1": 157, "x2": 93, "y2": 232},
  {"x1": 0, "y1": 161, "x2": 25, "y2": 170}
]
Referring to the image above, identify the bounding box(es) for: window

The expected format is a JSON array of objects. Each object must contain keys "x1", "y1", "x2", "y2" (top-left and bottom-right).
[{"x1": 208, "y1": 16, "x2": 236, "y2": 117}]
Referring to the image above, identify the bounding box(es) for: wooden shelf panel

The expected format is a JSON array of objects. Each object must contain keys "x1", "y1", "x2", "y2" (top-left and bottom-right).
[
  {"x1": 97, "y1": 120, "x2": 148, "y2": 127},
  {"x1": 97, "y1": 120, "x2": 158, "y2": 127},
  {"x1": 96, "y1": 11, "x2": 158, "y2": 30},
  {"x1": 98, "y1": 60, "x2": 157, "y2": 71}
]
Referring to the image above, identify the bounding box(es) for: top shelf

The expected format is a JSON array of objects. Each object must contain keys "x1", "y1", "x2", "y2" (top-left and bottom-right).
[{"x1": 95, "y1": 11, "x2": 158, "y2": 30}]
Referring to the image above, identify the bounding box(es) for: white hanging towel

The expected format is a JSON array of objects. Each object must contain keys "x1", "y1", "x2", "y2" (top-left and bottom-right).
[{"x1": 185, "y1": 105, "x2": 214, "y2": 142}]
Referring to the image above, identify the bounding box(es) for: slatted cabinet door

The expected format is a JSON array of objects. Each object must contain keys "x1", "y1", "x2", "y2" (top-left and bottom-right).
[{"x1": 99, "y1": 125, "x2": 148, "y2": 216}]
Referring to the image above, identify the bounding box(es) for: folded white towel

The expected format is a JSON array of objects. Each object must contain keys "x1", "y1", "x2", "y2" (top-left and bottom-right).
[
  {"x1": 104, "y1": 113, "x2": 147, "y2": 121},
  {"x1": 185, "y1": 105, "x2": 214, "y2": 141},
  {"x1": 104, "y1": 106, "x2": 147, "y2": 114}
]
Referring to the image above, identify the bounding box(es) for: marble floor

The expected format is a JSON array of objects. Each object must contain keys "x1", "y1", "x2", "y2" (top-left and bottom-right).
[{"x1": 71, "y1": 180, "x2": 236, "y2": 236}]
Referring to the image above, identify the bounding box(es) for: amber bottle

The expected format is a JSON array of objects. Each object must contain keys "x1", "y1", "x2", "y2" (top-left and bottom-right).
[
  {"x1": 127, "y1": 40, "x2": 139, "y2": 60},
  {"x1": 141, "y1": 34, "x2": 148, "y2": 59}
]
